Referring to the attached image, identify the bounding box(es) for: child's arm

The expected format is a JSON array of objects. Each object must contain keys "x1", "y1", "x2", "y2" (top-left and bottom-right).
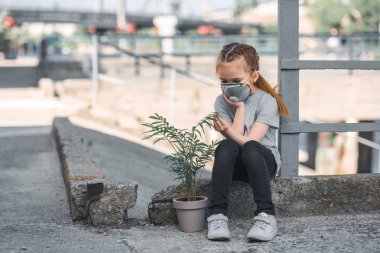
[
  {"x1": 214, "y1": 115, "x2": 269, "y2": 146},
  {"x1": 223, "y1": 93, "x2": 245, "y2": 135}
]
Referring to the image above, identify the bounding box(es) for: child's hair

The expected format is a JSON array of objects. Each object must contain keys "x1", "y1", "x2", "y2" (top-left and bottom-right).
[{"x1": 216, "y1": 42, "x2": 289, "y2": 116}]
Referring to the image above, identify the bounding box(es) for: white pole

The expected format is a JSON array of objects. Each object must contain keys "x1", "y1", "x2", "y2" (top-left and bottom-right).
[
  {"x1": 117, "y1": 0, "x2": 126, "y2": 32},
  {"x1": 169, "y1": 68, "x2": 176, "y2": 123},
  {"x1": 95, "y1": 0, "x2": 103, "y2": 12},
  {"x1": 91, "y1": 34, "x2": 99, "y2": 108}
]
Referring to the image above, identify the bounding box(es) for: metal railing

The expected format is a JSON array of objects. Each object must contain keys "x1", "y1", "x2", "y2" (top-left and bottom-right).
[
  {"x1": 103, "y1": 34, "x2": 380, "y2": 59},
  {"x1": 87, "y1": 31, "x2": 380, "y2": 177},
  {"x1": 301, "y1": 118, "x2": 380, "y2": 174},
  {"x1": 90, "y1": 34, "x2": 219, "y2": 123},
  {"x1": 278, "y1": 0, "x2": 380, "y2": 177}
]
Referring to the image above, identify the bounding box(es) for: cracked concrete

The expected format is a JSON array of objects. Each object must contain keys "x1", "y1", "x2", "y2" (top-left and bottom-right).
[{"x1": 1, "y1": 126, "x2": 379, "y2": 253}]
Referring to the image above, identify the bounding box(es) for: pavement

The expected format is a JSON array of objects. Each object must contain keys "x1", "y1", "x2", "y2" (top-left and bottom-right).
[
  {"x1": 0, "y1": 126, "x2": 128, "y2": 252},
  {"x1": 1, "y1": 126, "x2": 380, "y2": 253}
]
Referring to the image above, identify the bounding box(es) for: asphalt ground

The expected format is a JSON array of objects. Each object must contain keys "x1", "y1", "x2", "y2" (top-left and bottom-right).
[
  {"x1": 1, "y1": 126, "x2": 380, "y2": 253},
  {"x1": 0, "y1": 126, "x2": 129, "y2": 252}
]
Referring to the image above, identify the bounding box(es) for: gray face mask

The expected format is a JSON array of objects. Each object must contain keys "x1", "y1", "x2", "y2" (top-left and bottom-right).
[{"x1": 221, "y1": 83, "x2": 251, "y2": 102}]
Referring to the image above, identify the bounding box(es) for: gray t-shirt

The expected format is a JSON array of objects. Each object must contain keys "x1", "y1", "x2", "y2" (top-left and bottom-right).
[{"x1": 214, "y1": 89, "x2": 281, "y2": 175}]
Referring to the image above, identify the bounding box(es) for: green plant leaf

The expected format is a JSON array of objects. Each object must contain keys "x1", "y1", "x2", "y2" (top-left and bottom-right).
[{"x1": 142, "y1": 113, "x2": 220, "y2": 200}]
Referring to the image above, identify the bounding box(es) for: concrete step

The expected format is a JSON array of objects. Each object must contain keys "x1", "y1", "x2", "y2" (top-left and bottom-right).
[
  {"x1": 149, "y1": 175, "x2": 380, "y2": 224},
  {"x1": 53, "y1": 117, "x2": 137, "y2": 226}
]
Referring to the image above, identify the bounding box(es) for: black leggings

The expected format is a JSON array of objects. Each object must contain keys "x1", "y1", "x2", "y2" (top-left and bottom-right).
[{"x1": 209, "y1": 139, "x2": 277, "y2": 217}]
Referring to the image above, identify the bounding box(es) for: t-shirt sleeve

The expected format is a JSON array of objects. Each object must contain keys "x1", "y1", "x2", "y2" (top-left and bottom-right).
[
  {"x1": 256, "y1": 94, "x2": 279, "y2": 128},
  {"x1": 214, "y1": 95, "x2": 233, "y2": 122}
]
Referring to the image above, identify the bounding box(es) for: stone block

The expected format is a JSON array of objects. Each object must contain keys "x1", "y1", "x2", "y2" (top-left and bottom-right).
[
  {"x1": 90, "y1": 182, "x2": 138, "y2": 226},
  {"x1": 53, "y1": 117, "x2": 138, "y2": 226},
  {"x1": 149, "y1": 175, "x2": 380, "y2": 224}
]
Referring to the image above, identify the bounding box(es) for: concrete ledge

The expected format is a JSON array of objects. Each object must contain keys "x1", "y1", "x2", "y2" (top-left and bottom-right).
[
  {"x1": 53, "y1": 117, "x2": 137, "y2": 226},
  {"x1": 89, "y1": 182, "x2": 138, "y2": 226},
  {"x1": 149, "y1": 174, "x2": 380, "y2": 224}
]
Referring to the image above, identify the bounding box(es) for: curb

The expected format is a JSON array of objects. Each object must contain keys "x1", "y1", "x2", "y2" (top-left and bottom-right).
[
  {"x1": 53, "y1": 117, "x2": 137, "y2": 226},
  {"x1": 149, "y1": 175, "x2": 380, "y2": 224}
]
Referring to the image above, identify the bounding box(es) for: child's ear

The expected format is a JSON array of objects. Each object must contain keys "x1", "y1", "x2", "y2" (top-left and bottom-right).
[{"x1": 252, "y1": 71, "x2": 260, "y2": 83}]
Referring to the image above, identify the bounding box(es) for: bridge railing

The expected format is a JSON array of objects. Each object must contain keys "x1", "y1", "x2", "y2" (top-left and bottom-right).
[
  {"x1": 87, "y1": 31, "x2": 380, "y2": 177},
  {"x1": 103, "y1": 34, "x2": 379, "y2": 58},
  {"x1": 278, "y1": 0, "x2": 380, "y2": 177}
]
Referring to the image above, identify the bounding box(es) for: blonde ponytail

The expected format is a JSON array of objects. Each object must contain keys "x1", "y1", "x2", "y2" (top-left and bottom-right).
[{"x1": 256, "y1": 74, "x2": 289, "y2": 117}]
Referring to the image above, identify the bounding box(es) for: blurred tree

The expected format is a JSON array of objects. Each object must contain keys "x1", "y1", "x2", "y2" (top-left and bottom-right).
[
  {"x1": 309, "y1": 0, "x2": 380, "y2": 33},
  {"x1": 348, "y1": 0, "x2": 380, "y2": 33},
  {"x1": 309, "y1": 0, "x2": 349, "y2": 33},
  {"x1": 233, "y1": 0, "x2": 258, "y2": 18}
]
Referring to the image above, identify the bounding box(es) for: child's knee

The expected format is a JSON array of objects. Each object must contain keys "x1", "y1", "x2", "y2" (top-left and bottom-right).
[
  {"x1": 241, "y1": 140, "x2": 262, "y2": 161},
  {"x1": 215, "y1": 139, "x2": 239, "y2": 157}
]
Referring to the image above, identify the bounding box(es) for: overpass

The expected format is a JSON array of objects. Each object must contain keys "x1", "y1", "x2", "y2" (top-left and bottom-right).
[{"x1": 7, "y1": 9, "x2": 262, "y2": 34}]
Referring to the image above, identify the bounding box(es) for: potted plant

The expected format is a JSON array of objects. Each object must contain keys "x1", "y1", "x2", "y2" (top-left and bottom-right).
[{"x1": 142, "y1": 113, "x2": 219, "y2": 232}]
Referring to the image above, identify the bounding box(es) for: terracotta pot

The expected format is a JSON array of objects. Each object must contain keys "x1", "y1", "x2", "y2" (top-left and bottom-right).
[{"x1": 172, "y1": 196, "x2": 208, "y2": 233}]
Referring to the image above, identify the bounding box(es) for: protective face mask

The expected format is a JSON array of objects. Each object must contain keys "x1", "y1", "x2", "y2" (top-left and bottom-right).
[{"x1": 221, "y1": 82, "x2": 251, "y2": 102}]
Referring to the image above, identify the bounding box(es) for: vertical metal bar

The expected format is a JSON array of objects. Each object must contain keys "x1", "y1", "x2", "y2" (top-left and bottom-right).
[
  {"x1": 159, "y1": 38, "x2": 165, "y2": 79},
  {"x1": 117, "y1": 0, "x2": 126, "y2": 32},
  {"x1": 348, "y1": 35, "x2": 353, "y2": 75},
  {"x1": 95, "y1": 0, "x2": 103, "y2": 12},
  {"x1": 135, "y1": 56, "x2": 140, "y2": 76},
  {"x1": 91, "y1": 34, "x2": 99, "y2": 108},
  {"x1": 185, "y1": 54, "x2": 191, "y2": 72},
  {"x1": 278, "y1": 0, "x2": 299, "y2": 177},
  {"x1": 169, "y1": 68, "x2": 176, "y2": 122}
]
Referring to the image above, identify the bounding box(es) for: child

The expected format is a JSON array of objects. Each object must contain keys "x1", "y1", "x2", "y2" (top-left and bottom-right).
[{"x1": 207, "y1": 42, "x2": 289, "y2": 241}]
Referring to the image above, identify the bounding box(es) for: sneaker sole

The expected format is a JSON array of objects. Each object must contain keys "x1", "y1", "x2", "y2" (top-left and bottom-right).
[
  {"x1": 247, "y1": 229, "x2": 277, "y2": 242},
  {"x1": 207, "y1": 236, "x2": 231, "y2": 241}
]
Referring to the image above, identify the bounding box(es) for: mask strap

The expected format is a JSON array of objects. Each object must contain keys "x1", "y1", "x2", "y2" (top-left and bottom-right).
[{"x1": 241, "y1": 72, "x2": 255, "y2": 87}]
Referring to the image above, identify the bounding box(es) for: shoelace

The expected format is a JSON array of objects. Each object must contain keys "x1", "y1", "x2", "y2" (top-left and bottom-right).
[{"x1": 210, "y1": 219, "x2": 228, "y2": 231}]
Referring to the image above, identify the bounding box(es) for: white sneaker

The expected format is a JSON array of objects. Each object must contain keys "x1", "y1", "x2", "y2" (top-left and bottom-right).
[
  {"x1": 207, "y1": 214, "x2": 231, "y2": 241},
  {"x1": 247, "y1": 212, "x2": 277, "y2": 241}
]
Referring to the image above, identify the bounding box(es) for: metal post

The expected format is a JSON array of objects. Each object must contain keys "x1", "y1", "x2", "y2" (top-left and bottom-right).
[
  {"x1": 185, "y1": 54, "x2": 191, "y2": 72},
  {"x1": 278, "y1": 0, "x2": 300, "y2": 177},
  {"x1": 117, "y1": 0, "x2": 126, "y2": 31},
  {"x1": 159, "y1": 38, "x2": 165, "y2": 79},
  {"x1": 91, "y1": 34, "x2": 99, "y2": 108},
  {"x1": 169, "y1": 68, "x2": 176, "y2": 123},
  {"x1": 348, "y1": 35, "x2": 353, "y2": 75},
  {"x1": 373, "y1": 120, "x2": 380, "y2": 173},
  {"x1": 95, "y1": 0, "x2": 103, "y2": 12},
  {"x1": 135, "y1": 56, "x2": 140, "y2": 76}
]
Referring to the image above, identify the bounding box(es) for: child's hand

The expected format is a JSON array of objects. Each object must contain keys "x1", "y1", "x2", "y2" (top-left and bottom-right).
[
  {"x1": 223, "y1": 92, "x2": 245, "y2": 109},
  {"x1": 213, "y1": 114, "x2": 229, "y2": 133}
]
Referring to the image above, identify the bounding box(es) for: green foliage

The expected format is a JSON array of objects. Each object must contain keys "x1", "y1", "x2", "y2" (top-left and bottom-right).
[
  {"x1": 308, "y1": 0, "x2": 380, "y2": 33},
  {"x1": 233, "y1": 0, "x2": 258, "y2": 17},
  {"x1": 142, "y1": 113, "x2": 219, "y2": 201},
  {"x1": 309, "y1": 0, "x2": 349, "y2": 32},
  {"x1": 348, "y1": 0, "x2": 380, "y2": 33},
  {"x1": 263, "y1": 24, "x2": 278, "y2": 34}
]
